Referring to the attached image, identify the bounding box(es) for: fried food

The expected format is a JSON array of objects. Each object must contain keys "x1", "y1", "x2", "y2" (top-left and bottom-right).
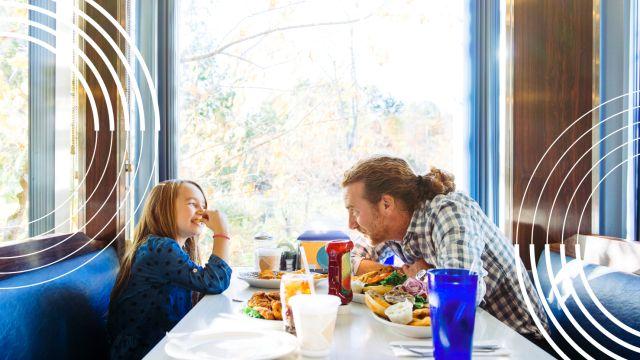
[
  {"x1": 356, "y1": 266, "x2": 396, "y2": 285},
  {"x1": 246, "y1": 291, "x2": 283, "y2": 320},
  {"x1": 313, "y1": 273, "x2": 328, "y2": 280},
  {"x1": 285, "y1": 269, "x2": 328, "y2": 280},
  {"x1": 272, "y1": 300, "x2": 282, "y2": 319},
  {"x1": 258, "y1": 269, "x2": 278, "y2": 279},
  {"x1": 254, "y1": 306, "x2": 276, "y2": 320},
  {"x1": 408, "y1": 308, "x2": 431, "y2": 327},
  {"x1": 363, "y1": 285, "x2": 393, "y2": 295},
  {"x1": 257, "y1": 269, "x2": 328, "y2": 280},
  {"x1": 247, "y1": 291, "x2": 280, "y2": 308},
  {"x1": 364, "y1": 290, "x2": 391, "y2": 318}
]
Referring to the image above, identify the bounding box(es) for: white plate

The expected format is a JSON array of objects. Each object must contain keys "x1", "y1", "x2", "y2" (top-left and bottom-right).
[
  {"x1": 353, "y1": 292, "x2": 365, "y2": 304},
  {"x1": 165, "y1": 329, "x2": 298, "y2": 360},
  {"x1": 370, "y1": 312, "x2": 432, "y2": 339},
  {"x1": 237, "y1": 271, "x2": 325, "y2": 289}
]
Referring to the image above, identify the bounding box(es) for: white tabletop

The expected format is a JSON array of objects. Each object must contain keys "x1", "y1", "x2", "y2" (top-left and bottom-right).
[{"x1": 144, "y1": 269, "x2": 554, "y2": 360}]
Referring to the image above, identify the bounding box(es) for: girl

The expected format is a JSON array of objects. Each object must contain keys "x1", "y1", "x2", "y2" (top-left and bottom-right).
[{"x1": 107, "y1": 180, "x2": 232, "y2": 359}]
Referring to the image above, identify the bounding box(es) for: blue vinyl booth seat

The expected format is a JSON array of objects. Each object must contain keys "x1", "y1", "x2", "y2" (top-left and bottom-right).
[
  {"x1": 537, "y1": 250, "x2": 640, "y2": 359},
  {"x1": 0, "y1": 247, "x2": 119, "y2": 360}
]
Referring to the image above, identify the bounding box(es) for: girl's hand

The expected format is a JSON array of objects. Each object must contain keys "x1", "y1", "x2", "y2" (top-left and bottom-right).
[
  {"x1": 200, "y1": 209, "x2": 231, "y2": 263},
  {"x1": 200, "y1": 209, "x2": 230, "y2": 236}
]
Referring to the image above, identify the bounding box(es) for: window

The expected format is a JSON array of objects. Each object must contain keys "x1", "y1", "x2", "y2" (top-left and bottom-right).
[
  {"x1": 177, "y1": 0, "x2": 471, "y2": 265},
  {"x1": 0, "y1": 0, "x2": 81, "y2": 244},
  {"x1": 0, "y1": 3, "x2": 29, "y2": 242}
]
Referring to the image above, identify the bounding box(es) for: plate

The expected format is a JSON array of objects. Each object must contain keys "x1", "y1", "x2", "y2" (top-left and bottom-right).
[
  {"x1": 238, "y1": 271, "x2": 325, "y2": 289},
  {"x1": 370, "y1": 312, "x2": 432, "y2": 339},
  {"x1": 165, "y1": 329, "x2": 298, "y2": 360},
  {"x1": 353, "y1": 292, "x2": 365, "y2": 304}
]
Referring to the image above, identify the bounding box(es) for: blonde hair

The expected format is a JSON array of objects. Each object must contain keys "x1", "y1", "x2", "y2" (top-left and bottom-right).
[
  {"x1": 342, "y1": 156, "x2": 455, "y2": 212},
  {"x1": 110, "y1": 180, "x2": 207, "y2": 302}
]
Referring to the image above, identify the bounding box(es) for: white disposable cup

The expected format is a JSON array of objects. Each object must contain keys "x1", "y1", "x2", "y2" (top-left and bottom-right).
[{"x1": 289, "y1": 294, "x2": 341, "y2": 357}]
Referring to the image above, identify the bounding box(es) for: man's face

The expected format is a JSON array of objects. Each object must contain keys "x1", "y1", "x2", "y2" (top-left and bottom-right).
[{"x1": 344, "y1": 182, "x2": 387, "y2": 246}]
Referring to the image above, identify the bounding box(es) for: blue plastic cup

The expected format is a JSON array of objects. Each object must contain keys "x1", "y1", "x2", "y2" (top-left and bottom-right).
[{"x1": 426, "y1": 269, "x2": 478, "y2": 360}]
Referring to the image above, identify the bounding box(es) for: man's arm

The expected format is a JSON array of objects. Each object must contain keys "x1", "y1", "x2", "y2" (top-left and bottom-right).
[
  {"x1": 430, "y1": 199, "x2": 487, "y2": 306},
  {"x1": 355, "y1": 259, "x2": 387, "y2": 275},
  {"x1": 351, "y1": 235, "x2": 384, "y2": 275}
]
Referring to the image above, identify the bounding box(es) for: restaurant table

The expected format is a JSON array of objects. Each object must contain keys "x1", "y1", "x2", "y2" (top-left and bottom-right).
[{"x1": 144, "y1": 269, "x2": 555, "y2": 359}]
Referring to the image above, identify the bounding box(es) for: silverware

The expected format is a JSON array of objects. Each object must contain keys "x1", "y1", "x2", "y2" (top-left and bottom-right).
[
  {"x1": 396, "y1": 345, "x2": 501, "y2": 357},
  {"x1": 391, "y1": 344, "x2": 501, "y2": 356},
  {"x1": 391, "y1": 344, "x2": 500, "y2": 351},
  {"x1": 232, "y1": 298, "x2": 246, "y2": 302}
]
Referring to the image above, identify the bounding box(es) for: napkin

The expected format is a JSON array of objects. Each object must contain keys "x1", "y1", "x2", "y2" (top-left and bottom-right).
[{"x1": 389, "y1": 340, "x2": 510, "y2": 358}]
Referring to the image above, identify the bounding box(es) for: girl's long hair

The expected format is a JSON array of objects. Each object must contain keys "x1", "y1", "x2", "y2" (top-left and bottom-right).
[{"x1": 110, "y1": 180, "x2": 207, "y2": 302}]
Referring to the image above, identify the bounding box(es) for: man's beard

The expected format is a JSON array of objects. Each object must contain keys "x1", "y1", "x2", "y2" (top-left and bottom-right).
[{"x1": 363, "y1": 210, "x2": 386, "y2": 246}]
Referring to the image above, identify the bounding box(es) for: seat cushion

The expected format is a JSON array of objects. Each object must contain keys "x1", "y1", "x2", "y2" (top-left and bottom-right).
[
  {"x1": 537, "y1": 250, "x2": 640, "y2": 358},
  {"x1": 0, "y1": 247, "x2": 119, "y2": 360}
]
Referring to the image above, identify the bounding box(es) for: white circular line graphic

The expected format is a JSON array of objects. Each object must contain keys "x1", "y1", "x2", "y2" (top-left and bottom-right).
[{"x1": 0, "y1": 0, "x2": 160, "y2": 288}]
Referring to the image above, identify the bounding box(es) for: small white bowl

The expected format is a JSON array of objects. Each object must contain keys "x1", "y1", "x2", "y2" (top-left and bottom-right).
[
  {"x1": 352, "y1": 292, "x2": 365, "y2": 304},
  {"x1": 370, "y1": 312, "x2": 432, "y2": 338}
]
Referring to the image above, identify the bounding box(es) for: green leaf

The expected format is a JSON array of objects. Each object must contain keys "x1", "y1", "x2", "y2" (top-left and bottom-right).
[
  {"x1": 376, "y1": 271, "x2": 407, "y2": 286},
  {"x1": 242, "y1": 306, "x2": 264, "y2": 319},
  {"x1": 413, "y1": 295, "x2": 427, "y2": 309}
]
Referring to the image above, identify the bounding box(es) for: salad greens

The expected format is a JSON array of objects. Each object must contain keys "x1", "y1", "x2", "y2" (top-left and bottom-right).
[
  {"x1": 242, "y1": 306, "x2": 264, "y2": 319},
  {"x1": 413, "y1": 295, "x2": 427, "y2": 309},
  {"x1": 376, "y1": 271, "x2": 407, "y2": 286}
]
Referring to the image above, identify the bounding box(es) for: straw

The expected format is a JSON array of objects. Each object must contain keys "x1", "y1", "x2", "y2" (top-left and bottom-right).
[
  {"x1": 453, "y1": 257, "x2": 482, "y2": 322},
  {"x1": 298, "y1": 245, "x2": 310, "y2": 274},
  {"x1": 469, "y1": 257, "x2": 482, "y2": 276}
]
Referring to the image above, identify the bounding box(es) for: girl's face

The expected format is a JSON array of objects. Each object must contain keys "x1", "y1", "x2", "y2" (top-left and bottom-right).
[{"x1": 175, "y1": 183, "x2": 207, "y2": 243}]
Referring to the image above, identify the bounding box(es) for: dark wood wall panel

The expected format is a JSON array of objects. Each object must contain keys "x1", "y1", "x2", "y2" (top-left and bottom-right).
[
  {"x1": 512, "y1": 0, "x2": 593, "y2": 268},
  {"x1": 84, "y1": 0, "x2": 123, "y2": 244}
]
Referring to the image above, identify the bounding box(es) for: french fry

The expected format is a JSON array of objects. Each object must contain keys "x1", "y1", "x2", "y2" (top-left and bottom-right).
[
  {"x1": 364, "y1": 291, "x2": 391, "y2": 318},
  {"x1": 362, "y1": 285, "x2": 393, "y2": 295},
  {"x1": 409, "y1": 308, "x2": 431, "y2": 326}
]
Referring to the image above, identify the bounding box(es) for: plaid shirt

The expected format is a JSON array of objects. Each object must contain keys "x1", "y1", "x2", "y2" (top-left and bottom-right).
[{"x1": 352, "y1": 192, "x2": 549, "y2": 341}]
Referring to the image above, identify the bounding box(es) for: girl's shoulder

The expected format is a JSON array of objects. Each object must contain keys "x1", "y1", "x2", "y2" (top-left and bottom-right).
[{"x1": 136, "y1": 235, "x2": 183, "y2": 257}]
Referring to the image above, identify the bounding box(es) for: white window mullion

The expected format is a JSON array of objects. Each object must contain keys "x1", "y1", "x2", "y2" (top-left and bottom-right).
[{"x1": 54, "y1": 0, "x2": 74, "y2": 233}]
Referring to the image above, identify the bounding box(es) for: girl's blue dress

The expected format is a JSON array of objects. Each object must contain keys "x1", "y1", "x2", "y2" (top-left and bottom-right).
[{"x1": 107, "y1": 236, "x2": 232, "y2": 359}]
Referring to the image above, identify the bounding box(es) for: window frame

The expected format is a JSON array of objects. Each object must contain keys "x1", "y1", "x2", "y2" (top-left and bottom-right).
[
  {"x1": 165, "y1": 0, "x2": 504, "y2": 239},
  {"x1": 0, "y1": 0, "x2": 126, "y2": 275}
]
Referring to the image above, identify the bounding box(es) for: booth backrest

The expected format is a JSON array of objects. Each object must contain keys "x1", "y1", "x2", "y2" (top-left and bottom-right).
[
  {"x1": 537, "y1": 249, "x2": 640, "y2": 358},
  {"x1": 0, "y1": 246, "x2": 119, "y2": 360}
]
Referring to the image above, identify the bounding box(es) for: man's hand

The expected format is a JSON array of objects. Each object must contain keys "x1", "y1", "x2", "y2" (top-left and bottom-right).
[{"x1": 401, "y1": 259, "x2": 433, "y2": 278}]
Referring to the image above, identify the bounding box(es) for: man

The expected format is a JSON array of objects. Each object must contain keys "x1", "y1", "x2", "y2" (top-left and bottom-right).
[{"x1": 343, "y1": 156, "x2": 549, "y2": 342}]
